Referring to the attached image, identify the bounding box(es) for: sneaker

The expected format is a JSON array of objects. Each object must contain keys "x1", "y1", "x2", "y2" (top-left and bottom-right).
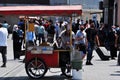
[
  {"x1": 1, "y1": 64, "x2": 6, "y2": 67},
  {"x1": 86, "y1": 61, "x2": 89, "y2": 65},
  {"x1": 89, "y1": 62, "x2": 93, "y2": 65},
  {"x1": 86, "y1": 62, "x2": 93, "y2": 65},
  {"x1": 60, "y1": 73, "x2": 65, "y2": 76},
  {"x1": 66, "y1": 72, "x2": 71, "y2": 76},
  {"x1": 111, "y1": 57, "x2": 116, "y2": 60}
]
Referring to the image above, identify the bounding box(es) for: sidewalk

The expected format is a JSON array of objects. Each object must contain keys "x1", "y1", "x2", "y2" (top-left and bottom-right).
[
  {"x1": 0, "y1": 34, "x2": 24, "y2": 61},
  {"x1": 0, "y1": 34, "x2": 119, "y2": 80},
  {"x1": 82, "y1": 51, "x2": 120, "y2": 80},
  {"x1": 0, "y1": 60, "x2": 24, "y2": 77},
  {"x1": 0, "y1": 34, "x2": 25, "y2": 77}
]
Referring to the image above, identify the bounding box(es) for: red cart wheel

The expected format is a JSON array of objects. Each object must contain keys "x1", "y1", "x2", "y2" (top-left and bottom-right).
[{"x1": 25, "y1": 58, "x2": 47, "y2": 79}]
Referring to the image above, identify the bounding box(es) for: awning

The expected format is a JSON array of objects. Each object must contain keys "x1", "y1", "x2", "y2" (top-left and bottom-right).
[{"x1": 0, "y1": 5, "x2": 82, "y2": 16}]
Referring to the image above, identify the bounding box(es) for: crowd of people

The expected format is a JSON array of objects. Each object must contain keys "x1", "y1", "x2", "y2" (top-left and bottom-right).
[{"x1": 0, "y1": 17, "x2": 120, "y2": 67}]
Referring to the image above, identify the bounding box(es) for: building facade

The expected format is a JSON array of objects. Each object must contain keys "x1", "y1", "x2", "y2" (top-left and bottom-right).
[
  {"x1": 0, "y1": 0, "x2": 102, "y2": 9},
  {"x1": 103, "y1": 0, "x2": 120, "y2": 27},
  {"x1": 0, "y1": 0, "x2": 102, "y2": 25},
  {"x1": 0, "y1": 0, "x2": 50, "y2": 6},
  {"x1": 103, "y1": 0, "x2": 114, "y2": 26},
  {"x1": 113, "y1": 0, "x2": 120, "y2": 26},
  {"x1": 50, "y1": 0, "x2": 67, "y2": 5}
]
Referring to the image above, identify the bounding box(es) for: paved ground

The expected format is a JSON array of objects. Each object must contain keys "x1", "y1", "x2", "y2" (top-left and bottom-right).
[
  {"x1": 82, "y1": 51, "x2": 120, "y2": 80},
  {"x1": 0, "y1": 34, "x2": 119, "y2": 80}
]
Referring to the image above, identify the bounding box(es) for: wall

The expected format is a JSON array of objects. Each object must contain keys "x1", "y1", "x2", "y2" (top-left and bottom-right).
[
  {"x1": 0, "y1": 0, "x2": 50, "y2": 5},
  {"x1": 117, "y1": 0, "x2": 120, "y2": 26},
  {"x1": 82, "y1": 9, "x2": 103, "y2": 23},
  {"x1": 50, "y1": 0, "x2": 67, "y2": 5}
]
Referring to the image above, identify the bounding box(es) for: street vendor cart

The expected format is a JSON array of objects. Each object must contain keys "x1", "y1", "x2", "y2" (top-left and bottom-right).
[{"x1": 0, "y1": 5, "x2": 82, "y2": 79}]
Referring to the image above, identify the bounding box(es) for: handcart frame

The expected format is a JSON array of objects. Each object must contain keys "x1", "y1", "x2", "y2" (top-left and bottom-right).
[{"x1": 0, "y1": 5, "x2": 82, "y2": 79}]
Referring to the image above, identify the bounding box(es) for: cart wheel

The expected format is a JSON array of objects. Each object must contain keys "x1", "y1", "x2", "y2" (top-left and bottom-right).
[
  {"x1": 61, "y1": 64, "x2": 72, "y2": 78},
  {"x1": 25, "y1": 58, "x2": 47, "y2": 79}
]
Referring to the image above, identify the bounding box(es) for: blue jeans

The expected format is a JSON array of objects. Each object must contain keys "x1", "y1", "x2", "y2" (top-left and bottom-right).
[
  {"x1": 38, "y1": 33, "x2": 45, "y2": 43},
  {"x1": 86, "y1": 42, "x2": 95, "y2": 62}
]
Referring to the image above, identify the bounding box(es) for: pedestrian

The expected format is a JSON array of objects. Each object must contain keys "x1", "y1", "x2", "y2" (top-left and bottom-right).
[
  {"x1": 26, "y1": 31, "x2": 36, "y2": 46},
  {"x1": 18, "y1": 18, "x2": 25, "y2": 33},
  {"x1": 12, "y1": 25, "x2": 23, "y2": 60},
  {"x1": 97, "y1": 23, "x2": 106, "y2": 46},
  {"x1": 59, "y1": 24, "x2": 75, "y2": 49},
  {"x1": 75, "y1": 24, "x2": 87, "y2": 59},
  {"x1": 84, "y1": 20, "x2": 90, "y2": 29},
  {"x1": 107, "y1": 25, "x2": 118, "y2": 59},
  {"x1": 2, "y1": 20, "x2": 10, "y2": 38},
  {"x1": 54, "y1": 21, "x2": 61, "y2": 39},
  {"x1": 18, "y1": 18, "x2": 25, "y2": 48},
  {"x1": 85, "y1": 22, "x2": 100, "y2": 65},
  {"x1": 38, "y1": 21, "x2": 45, "y2": 44},
  {"x1": 12, "y1": 25, "x2": 19, "y2": 60},
  {"x1": 0, "y1": 23, "x2": 8, "y2": 67},
  {"x1": 72, "y1": 19, "x2": 80, "y2": 34},
  {"x1": 34, "y1": 20, "x2": 39, "y2": 45},
  {"x1": 101, "y1": 24, "x2": 109, "y2": 50},
  {"x1": 116, "y1": 25, "x2": 120, "y2": 50},
  {"x1": 47, "y1": 20, "x2": 55, "y2": 44},
  {"x1": 58, "y1": 23, "x2": 75, "y2": 76},
  {"x1": 17, "y1": 26, "x2": 24, "y2": 46}
]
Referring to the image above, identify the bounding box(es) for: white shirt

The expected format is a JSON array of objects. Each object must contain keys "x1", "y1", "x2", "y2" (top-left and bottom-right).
[
  {"x1": 59, "y1": 30, "x2": 75, "y2": 49},
  {"x1": 75, "y1": 30, "x2": 86, "y2": 44},
  {"x1": 34, "y1": 24, "x2": 39, "y2": 35},
  {"x1": 0, "y1": 27, "x2": 8, "y2": 46},
  {"x1": 38, "y1": 25, "x2": 45, "y2": 34}
]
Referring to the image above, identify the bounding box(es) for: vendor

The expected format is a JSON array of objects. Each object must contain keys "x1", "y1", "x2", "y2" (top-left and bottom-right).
[
  {"x1": 58, "y1": 23, "x2": 75, "y2": 76},
  {"x1": 58, "y1": 23, "x2": 75, "y2": 49}
]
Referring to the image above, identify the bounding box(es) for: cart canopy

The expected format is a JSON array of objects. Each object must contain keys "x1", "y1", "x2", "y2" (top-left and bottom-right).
[{"x1": 0, "y1": 5, "x2": 82, "y2": 16}]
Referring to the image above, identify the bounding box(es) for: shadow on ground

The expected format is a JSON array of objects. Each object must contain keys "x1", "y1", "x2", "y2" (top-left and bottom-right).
[{"x1": 0, "y1": 75, "x2": 71, "y2": 80}]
